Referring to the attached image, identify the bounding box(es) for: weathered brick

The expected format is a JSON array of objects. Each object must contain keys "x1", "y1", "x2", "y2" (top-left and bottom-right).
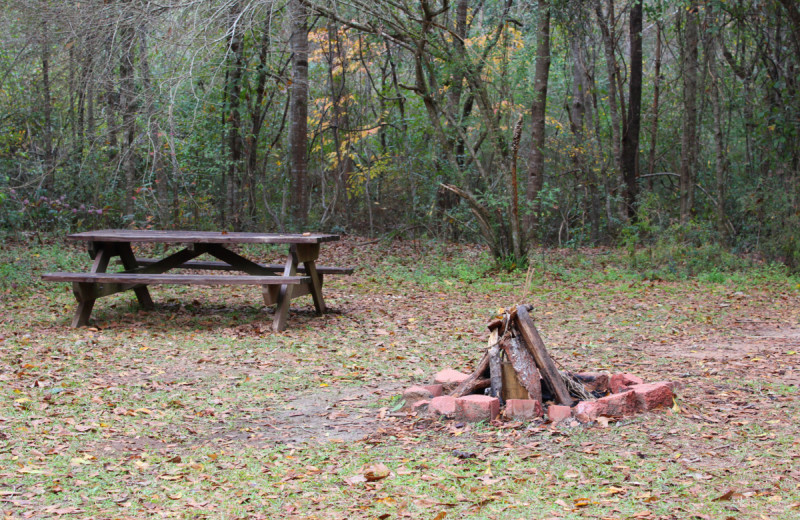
[
  {"x1": 411, "y1": 400, "x2": 430, "y2": 414},
  {"x1": 610, "y1": 373, "x2": 644, "y2": 394},
  {"x1": 402, "y1": 385, "x2": 434, "y2": 410},
  {"x1": 573, "y1": 372, "x2": 610, "y2": 394},
  {"x1": 422, "y1": 384, "x2": 444, "y2": 397},
  {"x1": 504, "y1": 399, "x2": 543, "y2": 421},
  {"x1": 455, "y1": 395, "x2": 500, "y2": 422},
  {"x1": 429, "y1": 395, "x2": 457, "y2": 417},
  {"x1": 574, "y1": 390, "x2": 637, "y2": 420},
  {"x1": 547, "y1": 404, "x2": 573, "y2": 423},
  {"x1": 629, "y1": 382, "x2": 674, "y2": 411},
  {"x1": 433, "y1": 369, "x2": 470, "y2": 393}
]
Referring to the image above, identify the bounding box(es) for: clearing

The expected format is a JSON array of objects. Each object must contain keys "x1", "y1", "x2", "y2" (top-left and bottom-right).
[{"x1": 1, "y1": 237, "x2": 799, "y2": 519}]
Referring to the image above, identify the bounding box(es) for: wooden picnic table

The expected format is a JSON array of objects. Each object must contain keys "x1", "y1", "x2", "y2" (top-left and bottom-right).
[{"x1": 42, "y1": 230, "x2": 350, "y2": 331}]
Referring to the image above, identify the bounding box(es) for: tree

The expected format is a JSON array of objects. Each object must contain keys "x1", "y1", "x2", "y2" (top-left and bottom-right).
[
  {"x1": 679, "y1": 4, "x2": 700, "y2": 224},
  {"x1": 525, "y1": 0, "x2": 551, "y2": 240},
  {"x1": 289, "y1": 0, "x2": 309, "y2": 227},
  {"x1": 620, "y1": 0, "x2": 642, "y2": 219}
]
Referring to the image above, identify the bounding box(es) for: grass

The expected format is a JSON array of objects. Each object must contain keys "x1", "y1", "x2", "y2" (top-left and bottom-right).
[{"x1": 1, "y1": 235, "x2": 800, "y2": 518}]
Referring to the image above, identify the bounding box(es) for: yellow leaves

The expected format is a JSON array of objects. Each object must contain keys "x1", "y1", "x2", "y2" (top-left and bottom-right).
[
  {"x1": 601, "y1": 486, "x2": 626, "y2": 496},
  {"x1": 69, "y1": 456, "x2": 93, "y2": 466}
]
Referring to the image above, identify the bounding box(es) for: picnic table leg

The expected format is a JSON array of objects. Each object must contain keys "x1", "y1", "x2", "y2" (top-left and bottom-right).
[
  {"x1": 71, "y1": 283, "x2": 96, "y2": 327},
  {"x1": 272, "y1": 250, "x2": 298, "y2": 332},
  {"x1": 295, "y1": 244, "x2": 326, "y2": 314},
  {"x1": 70, "y1": 242, "x2": 111, "y2": 327},
  {"x1": 117, "y1": 243, "x2": 155, "y2": 310},
  {"x1": 302, "y1": 261, "x2": 326, "y2": 314}
]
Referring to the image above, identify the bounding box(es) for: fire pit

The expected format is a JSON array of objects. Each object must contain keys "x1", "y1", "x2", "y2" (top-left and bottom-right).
[{"x1": 402, "y1": 305, "x2": 676, "y2": 424}]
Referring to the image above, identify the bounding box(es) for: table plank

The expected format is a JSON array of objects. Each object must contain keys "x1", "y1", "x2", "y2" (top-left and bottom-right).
[
  {"x1": 67, "y1": 230, "x2": 339, "y2": 244},
  {"x1": 44, "y1": 272, "x2": 311, "y2": 285}
]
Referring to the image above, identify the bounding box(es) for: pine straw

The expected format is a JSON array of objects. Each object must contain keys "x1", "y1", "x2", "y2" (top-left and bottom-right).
[{"x1": 561, "y1": 371, "x2": 595, "y2": 401}]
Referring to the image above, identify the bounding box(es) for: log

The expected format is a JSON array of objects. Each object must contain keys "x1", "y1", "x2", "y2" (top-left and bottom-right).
[
  {"x1": 451, "y1": 351, "x2": 491, "y2": 397},
  {"x1": 486, "y1": 329, "x2": 503, "y2": 401},
  {"x1": 501, "y1": 361, "x2": 531, "y2": 400},
  {"x1": 487, "y1": 304, "x2": 533, "y2": 332},
  {"x1": 501, "y1": 337, "x2": 542, "y2": 403},
  {"x1": 514, "y1": 305, "x2": 572, "y2": 405},
  {"x1": 488, "y1": 345, "x2": 504, "y2": 402}
]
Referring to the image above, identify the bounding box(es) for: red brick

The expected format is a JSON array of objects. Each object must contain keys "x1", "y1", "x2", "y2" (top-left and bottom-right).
[
  {"x1": 573, "y1": 401, "x2": 602, "y2": 421},
  {"x1": 547, "y1": 404, "x2": 573, "y2": 423},
  {"x1": 573, "y1": 372, "x2": 610, "y2": 394},
  {"x1": 429, "y1": 395, "x2": 457, "y2": 417},
  {"x1": 412, "y1": 400, "x2": 430, "y2": 413},
  {"x1": 402, "y1": 385, "x2": 434, "y2": 409},
  {"x1": 610, "y1": 373, "x2": 644, "y2": 394},
  {"x1": 455, "y1": 395, "x2": 500, "y2": 422},
  {"x1": 629, "y1": 382, "x2": 674, "y2": 411},
  {"x1": 433, "y1": 369, "x2": 470, "y2": 393},
  {"x1": 504, "y1": 399, "x2": 543, "y2": 421},
  {"x1": 422, "y1": 384, "x2": 444, "y2": 397},
  {"x1": 574, "y1": 390, "x2": 637, "y2": 420}
]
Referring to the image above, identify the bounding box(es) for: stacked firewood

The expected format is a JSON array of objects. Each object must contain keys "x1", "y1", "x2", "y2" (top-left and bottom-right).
[{"x1": 452, "y1": 304, "x2": 591, "y2": 406}]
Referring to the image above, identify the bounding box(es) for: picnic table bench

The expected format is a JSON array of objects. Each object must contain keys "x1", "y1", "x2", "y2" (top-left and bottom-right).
[{"x1": 42, "y1": 230, "x2": 352, "y2": 331}]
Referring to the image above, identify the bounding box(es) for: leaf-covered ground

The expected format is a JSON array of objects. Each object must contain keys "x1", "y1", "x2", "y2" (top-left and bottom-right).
[{"x1": 1, "y1": 237, "x2": 799, "y2": 519}]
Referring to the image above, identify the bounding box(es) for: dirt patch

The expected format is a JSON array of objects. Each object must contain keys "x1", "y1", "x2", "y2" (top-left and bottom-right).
[{"x1": 88, "y1": 382, "x2": 406, "y2": 459}]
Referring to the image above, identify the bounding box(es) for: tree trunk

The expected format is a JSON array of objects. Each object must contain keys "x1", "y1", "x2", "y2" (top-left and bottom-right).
[
  {"x1": 620, "y1": 0, "x2": 643, "y2": 219},
  {"x1": 41, "y1": 20, "x2": 54, "y2": 191},
  {"x1": 138, "y1": 28, "x2": 167, "y2": 225},
  {"x1": 646, "y1": 22, "x2": 662, "y2": 186},
  {"x1": 289, "y1": 0, "x2": 309, "y2": 227},
  {"x1": 707, "y1": 19, "x2": 727, "y2": 240},
  {"x1": 224, "y1": 1, "x2": 245, "y2": 230},
  {"x1": 326, "y1": 22, "x2": 353, "y2": 219},
  {"x1": 525, "y1": 0, "x2": 551, "y2": 240},
  {"x1": 680, "y1": 5, "x2": 700, "y2": 224},
  {"x1": 245, "y1": 17, "x2": 274, "y2": 228},
  {"x1": 571, "y1": 28, "x2": 601, "y2": 243},
  {"x1": 594, "y1": 0, "x2": 623, "y2": 190},
  {"x1": 119, "y1": 22, "x2": 137, "y2": 219}
]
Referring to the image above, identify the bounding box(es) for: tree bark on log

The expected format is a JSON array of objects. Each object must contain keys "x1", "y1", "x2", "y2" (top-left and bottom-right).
[
  {"x1": 501, "y1": 337, "x2": 542, "y2": 403},
  {"x1": 488, "y1": 344, "x2": 504, "y2": 402},
  {"x1": 451, "y1": 350, "x2": 491, "y2": 397},
  {"x1": 514, "y1": 305, "x2": 572, "y2": 405}
]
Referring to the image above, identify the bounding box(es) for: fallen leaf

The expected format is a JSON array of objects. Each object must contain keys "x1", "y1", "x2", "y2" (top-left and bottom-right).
[
  {"x1": 344, "y1": 474, "x2": 367, "y2": 485},
  {"x1": 713, "y1": 489, "x2": 737, "y2": 501},
  {"x1": 363, "y1": 463, "x2": 391, "y2": 481}
]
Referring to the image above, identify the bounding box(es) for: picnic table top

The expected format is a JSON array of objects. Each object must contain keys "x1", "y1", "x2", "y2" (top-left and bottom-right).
[{"x1": 67, "y1": 230, "x2": 340, "y2": 245}]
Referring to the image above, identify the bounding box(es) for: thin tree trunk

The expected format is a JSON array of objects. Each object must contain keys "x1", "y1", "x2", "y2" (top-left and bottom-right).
[
  {"x1": 680, "y1": 6, "x2": 699, "y2": 224},
  {"x1": 139, "y1": 28, "x2": 167, "y2": 224},
  {"x1": 707, "y1": 20, "x2": 727, "y2": 240},
  {"x1": 41, "y1": 20, "x2": 54, "y2": 190},
  {"x1": 646, "y1": 22, "x2": 662, "y2": 186},
  {"x1": 246, "y1": 17, "x2": 273, "y2": 227},
  {"x1": 525, "y1": 0, "x2": 551, "y2": 240},
  {"x1": 289, "y1": 0, "x2": 309, "y2": 226},
  {"x1": 119, "y1": 22, "x2": 137, "y2": 218},
  {"x1": 225, "y1": 1, "x2": 245, "y2": 230},
  {"x1": 326, "y1": 22, "x2": 353, "y2": 218},
  {"x1": 594, "y1": 0, "x2": 622, "y2": 181},
  {"x1": 620, "y1": 0, "x2": 643, "y2": 219}
]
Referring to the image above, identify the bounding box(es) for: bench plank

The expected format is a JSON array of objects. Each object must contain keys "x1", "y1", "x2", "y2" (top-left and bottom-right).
[
  {"x1": 133, "y1": 258, "x2": 354, "y2": 275},
  {"x1": 42, "y1": 272, "x2": 310, "y2": 286}
]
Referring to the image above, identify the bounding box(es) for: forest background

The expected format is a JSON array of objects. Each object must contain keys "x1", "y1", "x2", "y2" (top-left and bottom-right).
[{"x1": 1, "y1": 0, "x2": 798, "y2": 272}]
